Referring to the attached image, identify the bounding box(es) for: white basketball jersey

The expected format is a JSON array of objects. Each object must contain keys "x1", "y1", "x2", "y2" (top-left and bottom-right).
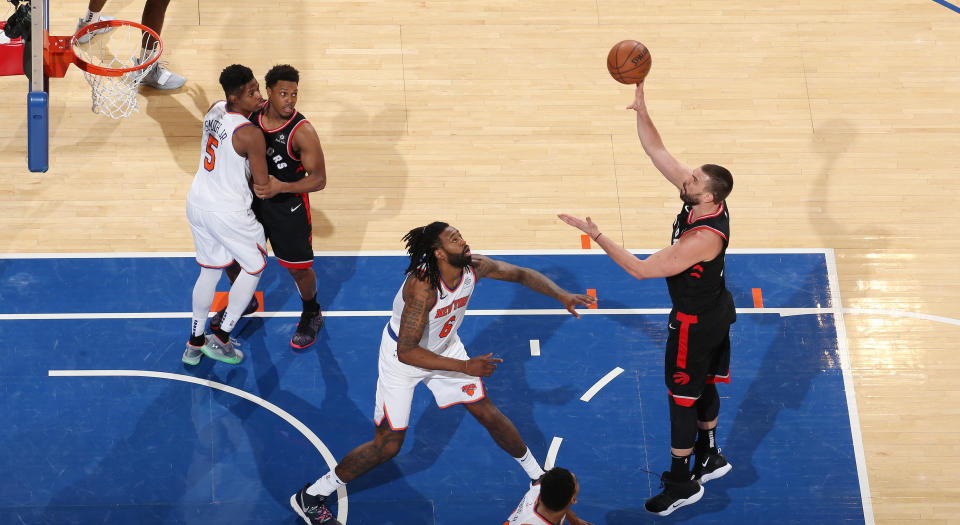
[
  {"x1": 505, "y1": 484, "x2": 566, "y2": 525},
  {"x1": 187, "y1": 101, "x2": 256, "y2": 212},
  {"x1": 388, "y1": 266, "x2": 477, "y2": 354}
]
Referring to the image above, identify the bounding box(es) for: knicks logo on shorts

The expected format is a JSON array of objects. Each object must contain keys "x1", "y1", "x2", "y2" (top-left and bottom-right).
[
  {"x1": 672, "y1": 371, "x2": 690, "y2": 385},
  {"x1": 462, "y1": 383, "x2": 478, "y2": 396}
]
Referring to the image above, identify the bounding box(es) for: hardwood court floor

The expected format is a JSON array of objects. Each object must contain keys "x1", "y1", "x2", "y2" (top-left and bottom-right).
[{"x1": 2, "y1": 1, "x2": 959, "y2": 522}]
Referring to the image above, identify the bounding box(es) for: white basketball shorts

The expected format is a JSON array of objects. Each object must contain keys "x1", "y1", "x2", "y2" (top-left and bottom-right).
[
  {"x1": 187, "y1": 204, "x2": 267, "y2": 274},
  {"x1": 373, "y1": 324, "x2": 486, "y2": 430}
]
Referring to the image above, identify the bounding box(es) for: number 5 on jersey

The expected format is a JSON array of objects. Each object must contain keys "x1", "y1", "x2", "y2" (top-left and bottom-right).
[{"x1": 203, "y1": 135, "x2": 219, "y2": 171}]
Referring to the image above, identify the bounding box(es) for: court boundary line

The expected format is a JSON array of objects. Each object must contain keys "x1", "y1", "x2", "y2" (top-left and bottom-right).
[
  {"x1": 47, "y1": 369, "x2": 350, "y2": 524},
  {"x1": 0, "y1": 248, "x2": 833, "y2": 258},
  {"x1": 931, "y1": 0, "x2": 960, "y2": 15},
  {"x1": 825, "y1": 249, "x2": 875, "y2": 525}
]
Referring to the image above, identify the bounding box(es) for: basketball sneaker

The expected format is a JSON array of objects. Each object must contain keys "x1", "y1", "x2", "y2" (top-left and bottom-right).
[
  {"x1": 209, "y1": 295, "x2": 260, "y2": 332},
  {"x1": 182, "y1": 341, "x2": 203, "y2": 366},
  {"x1": 693, "y1": 448, "x2": 732, "y2": 485},
  {"x1": 137, "y1": 58, "x2": 186, "y2": 90},
  {"x1": 644, "y1": 471, "x2": 704, "y2": 516},
  {"x1": 291, "y1": 309, "x2": 324, "y2": 349},
  {"x1": 290, "y1": 484, "x2": 334, "y2": 524},
  {"x1": 74, "y1": 15, "x2": 115, "y2": 44},
  {"x1": 200, "y1": 334, "x2": 244, "y2": 365}
]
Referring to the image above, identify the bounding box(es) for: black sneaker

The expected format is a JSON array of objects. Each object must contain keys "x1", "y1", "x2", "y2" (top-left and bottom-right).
[
  {"x1": 693, "y1": 448, "x2": 732, "y2": 484},
  {"x1": 291, "y1": 309, "x2": 324, "y2": 349},
  {"x1": 290, "y1": 483, "x2": 334, "y2": 524},
  {"x1": 644, "y1": 471, "x2": 704, "y2": 516},
  {"x1": 209, "y1": 295, "x2": 260, "y2": 331}
]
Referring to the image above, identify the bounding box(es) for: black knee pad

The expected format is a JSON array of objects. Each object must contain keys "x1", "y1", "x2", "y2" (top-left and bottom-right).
[
  {"x1": 669, "y1": 398, "x2": 699, "y2": 450},
  {"x1": 696, "y1": 384, "x2": 720, "y2": 422}
]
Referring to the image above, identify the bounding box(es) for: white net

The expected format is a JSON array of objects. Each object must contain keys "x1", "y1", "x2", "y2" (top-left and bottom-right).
[{"x1": 72, "y1": 23, "x2": 161, "y2": 119}]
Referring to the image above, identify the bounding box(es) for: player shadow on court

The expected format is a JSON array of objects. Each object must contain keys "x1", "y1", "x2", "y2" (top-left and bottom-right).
[
  {"x1": 142, "y1": 84, "x2": 213, "y2": 174},
  {"x1": 206, "y1": 317, "x2": 436, "y2": 523},
  {"x1": 43, "y1": 371, "x2": 222, "y2": 523},
  {"x1": 349, "y1": 265, "x2": 586, "y2": 497},
  {"x1": 605, "y1": 266, "x2": 840, "y2": 523}
]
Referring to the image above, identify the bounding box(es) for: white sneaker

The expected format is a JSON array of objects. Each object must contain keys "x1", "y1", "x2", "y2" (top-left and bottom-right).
[
  {"x1": 74, "y1": 15, "x2": 115, "y2": 44},
  {"x1": 139, "y1": 60, "x2": 186, "y2": 90}
]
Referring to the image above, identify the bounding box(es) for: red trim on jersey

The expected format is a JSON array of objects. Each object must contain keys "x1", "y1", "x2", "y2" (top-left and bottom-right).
[
  {"x1": 257, "y1": 107, "x2": 300, "y2": 133},
  {"x1": 679, "y1": 225, "x2": 728, "y2": 242},
  {"x1": 287, "y1": 119, "x2": 308, "y2": 161},
  {"x1": 669, "y1": 390, "x2": 698, "y2": 407},
  {"x1": 686, "y1": 201, "x2": 726, "y2": 224},
  {"x1": 301, "y1": 193, "x2": 312, "y2": 225},
  {"x1": 675, "y1": 312, "x2": 698, "y2": 369},
  {"x1": 437, "y1": 379, "x2": 487, "y2": 409}
]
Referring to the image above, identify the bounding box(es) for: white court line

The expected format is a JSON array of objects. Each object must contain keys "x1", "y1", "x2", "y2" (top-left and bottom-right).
[
  {"x1": 48, "y1": 369, "x2": 350, "y2": 524},
  {"x1": 529, "y1": 340, "x2": 541, "y2": 357},
  {"x1": 0, "y1": 248, "x2": 831, "y2": 259},
  {"x1": 0, "y1": 307, "x2": 835, "y2": 321},
  {"x1": 580, "y1": 367, "x2": 624, "y2": 402},
  {"x1": 825, "y1": 250, "x2": 875, "y2": 525},
  {"x1": 545, "y1": 437, "x2": 563, "y2": 470}
]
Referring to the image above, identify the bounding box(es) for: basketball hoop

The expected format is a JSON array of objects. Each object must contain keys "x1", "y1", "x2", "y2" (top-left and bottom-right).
[{"x1": 67, "y1": 20, "x2": 163, "y2": 119}]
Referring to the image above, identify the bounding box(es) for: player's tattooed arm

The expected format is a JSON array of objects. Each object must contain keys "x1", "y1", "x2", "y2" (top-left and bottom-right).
[
  {"x1": 470, "y1": 254, "x2": 596, "y2": 317},
  {"x1": 396, "y1": 273, "x2": 503, "y2": 376}
]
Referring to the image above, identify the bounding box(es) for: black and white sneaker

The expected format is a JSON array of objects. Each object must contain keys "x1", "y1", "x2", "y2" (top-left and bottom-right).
[
  {"x1": 209, "y1": 295, "x2": 260, "y2": 332},
  {"x1": 290, "y1": 483, "x2": 334, "y2": 524},
  {"x1": 693, "y1": 448, "x2": 732, "y2": 484},
  {"x1": 644, "y1": 471, "x2": 704, "y2": 516}
]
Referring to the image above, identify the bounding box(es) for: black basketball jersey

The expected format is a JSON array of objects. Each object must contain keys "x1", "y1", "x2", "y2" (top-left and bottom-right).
[
  {"x1": 249, "y1": 108, "x2": 308, "y2": 200},
  {"x1": 666, "y1": 202, "x2": 731, "y2": 314}
]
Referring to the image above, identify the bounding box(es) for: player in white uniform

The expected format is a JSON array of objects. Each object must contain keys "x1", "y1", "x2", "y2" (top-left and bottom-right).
[
  {"x1": 290, "y1": 221, "x2": 597, "y2": 524},
  {"x1": 506, "y1": 467, "x2": 592, "y2": 525},
  {"x1": 182, "y1": 64, "x2": 270, "y2": 366}
]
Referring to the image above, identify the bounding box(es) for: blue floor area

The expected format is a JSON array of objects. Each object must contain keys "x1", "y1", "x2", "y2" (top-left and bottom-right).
[{"x1": 0, "y1": 252, "x2": 865, "y2": 524}]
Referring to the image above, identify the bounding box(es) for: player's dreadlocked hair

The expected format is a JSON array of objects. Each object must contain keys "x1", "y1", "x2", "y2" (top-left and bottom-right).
[{"x1": 402, "y1": 221, "x2": 450, "y2": 290}]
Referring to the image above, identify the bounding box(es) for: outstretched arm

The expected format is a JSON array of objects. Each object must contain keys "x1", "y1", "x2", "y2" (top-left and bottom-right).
[
  {"x1": 557, "y1": 214, "x2": 722, "y2": 280},
  {"x1": 470, "y1": 254, "x2": 596, "y2": 317},
  {"x1": 626, "y1": 81, "x2": 690, "y2": 190},
  {"x1": 396, "y1": 275, "x2": 502, "y2": 376}
]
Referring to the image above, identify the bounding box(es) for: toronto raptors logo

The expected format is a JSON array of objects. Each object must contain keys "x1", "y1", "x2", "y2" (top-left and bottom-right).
[
  {"x1": 673, "y1": 371, "x2": 690, "y2": 385},
  {"x1": 461, "y1": 383, "x2": 477, "y2": 396}
]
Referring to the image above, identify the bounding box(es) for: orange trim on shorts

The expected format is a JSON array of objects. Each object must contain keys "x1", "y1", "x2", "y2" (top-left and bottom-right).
[
  {"x1": 375, "y1": 405, "x2": 407, "y2": 432},
  {"x1": 436, "y1": 379, "x2": 487, "y2": 409}
]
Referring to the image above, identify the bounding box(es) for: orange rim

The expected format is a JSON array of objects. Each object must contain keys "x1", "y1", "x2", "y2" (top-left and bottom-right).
[{"x1": 71, "y1": 20, "x2": 163, "y2": 77}]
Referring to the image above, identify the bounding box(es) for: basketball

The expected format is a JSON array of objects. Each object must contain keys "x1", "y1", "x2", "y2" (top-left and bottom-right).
[{"x1": 607, "y1": 40, "x2": 652, "y2": 85}]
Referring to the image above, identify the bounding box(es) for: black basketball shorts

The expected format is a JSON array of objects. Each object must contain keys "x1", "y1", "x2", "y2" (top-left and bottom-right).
[
  {"x1": 253, "y1": 193, "x2": 314, "y2": 269},
  {"x1": 664, "y1": 300, "x2": 735, "y2": 407}
]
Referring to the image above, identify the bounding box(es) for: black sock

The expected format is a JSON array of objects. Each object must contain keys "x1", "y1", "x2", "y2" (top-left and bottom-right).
[
  {"x1": 302, "y1": 293, "x2": 320, "y2": 313},
  {"x1": 670, "y1": 453, "x2": 691, "y2": 476},
  {"x1": 696, "y1": 427, "x2": 717, "y2": 454},
  {"x1": 188, "y1": 334, "x2": 205, "y2": 347},
  {"x1": 213, "y1": 328, "x2": 230, "y2": 344}
]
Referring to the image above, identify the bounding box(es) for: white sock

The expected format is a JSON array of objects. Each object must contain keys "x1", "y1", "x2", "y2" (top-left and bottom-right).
[
  {"x1": 191, "y1": 267, "x2": 221, "y2": 337},
  {"x1": 81, "y1": 10, "x2": 100, "y2": 24},
  {"x1": 220, "y1": 270, "x2": 260, "y2": 333},
  {"x1": 307, "y1": 470, "x2": 344, "y2": 497},
  {"x1": 515, "y1": 447, "x2": 545, "y2": 480}
]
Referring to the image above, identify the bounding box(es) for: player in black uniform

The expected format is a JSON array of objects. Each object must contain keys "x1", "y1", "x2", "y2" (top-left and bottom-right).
[
  {"x1": 559, "y1": 79, "x2": 735, "y2": 516},
  {"x1": 212, "y1": 64, "x2": 328, "y2": 348}
]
